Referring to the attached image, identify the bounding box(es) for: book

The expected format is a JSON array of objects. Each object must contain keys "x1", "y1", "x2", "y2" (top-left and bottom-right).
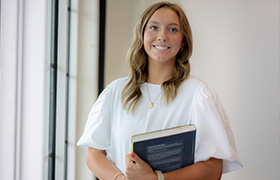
[{"x1": 131, "y1": 124, "x2": 196, "y2": 173}]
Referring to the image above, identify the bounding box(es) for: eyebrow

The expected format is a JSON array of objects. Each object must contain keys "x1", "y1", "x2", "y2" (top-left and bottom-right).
[{"x1": 147, "y1": 21, "x2": 180, "y2": 27}]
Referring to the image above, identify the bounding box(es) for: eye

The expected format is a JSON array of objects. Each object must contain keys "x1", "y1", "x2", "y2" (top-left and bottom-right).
[
  {"x1": 169, "y1": 28, "x2": 178, "y2": 32},
  {"x1": 149, "y1": 26, "x2": 158, "y2": 30}
]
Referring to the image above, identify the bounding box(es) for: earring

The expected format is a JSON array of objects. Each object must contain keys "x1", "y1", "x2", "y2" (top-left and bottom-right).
[{"x1": 180, "y1": 47, "x2": 184, "y2": 52}]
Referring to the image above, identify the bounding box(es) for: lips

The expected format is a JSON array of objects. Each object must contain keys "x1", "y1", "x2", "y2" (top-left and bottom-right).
[{"x1": 153, "y1": 45, "x2": 170, "y2": 50}]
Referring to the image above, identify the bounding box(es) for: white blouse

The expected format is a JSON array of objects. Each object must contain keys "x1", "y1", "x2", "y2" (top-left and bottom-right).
[{"x1": 77, "y1": 75, "x2": 242, "y2": 174}]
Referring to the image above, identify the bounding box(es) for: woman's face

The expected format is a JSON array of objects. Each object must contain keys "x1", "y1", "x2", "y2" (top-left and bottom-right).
[{"x1": 144, "y1": 8, "x2": 183, "y2": 65}]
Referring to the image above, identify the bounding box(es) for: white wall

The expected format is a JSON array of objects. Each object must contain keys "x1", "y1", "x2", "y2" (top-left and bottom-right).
[
  {"x1": 0, "y1": 0, "x2": 46, "y2": 179},
  {"x1": 105, "y1": 0, "x2": 280, "y2": 179},
  {"x1": 0, "y1": 1, "x2": 19, "y2": 179},
  {"x1": 76, "y1": 0, "x2": 99, "y2": 180},
  {"x1": 185, "y1": 0, "x2": 279, "y2": 179},
  {"x1": 0, "y1": 0, "x2": 98, "y2": 179}
]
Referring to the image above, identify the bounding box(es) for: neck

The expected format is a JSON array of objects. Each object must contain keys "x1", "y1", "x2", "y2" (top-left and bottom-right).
[{"x1": 147, "y1": 60, "x2": 174, "y2": 84}]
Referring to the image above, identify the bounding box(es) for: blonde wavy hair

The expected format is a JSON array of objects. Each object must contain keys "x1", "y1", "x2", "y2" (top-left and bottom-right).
[{"x1": 122, "y1": 2, "x2": 193, "y2": 112}]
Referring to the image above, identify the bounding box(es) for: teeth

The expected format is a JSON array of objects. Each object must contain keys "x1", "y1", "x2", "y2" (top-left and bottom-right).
[{"x1": 155, "y1": 46, "x2": 168, "y2": 50}]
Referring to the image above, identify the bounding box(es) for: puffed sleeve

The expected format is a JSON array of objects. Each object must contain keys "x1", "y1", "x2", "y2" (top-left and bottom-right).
[
  {"x1": 192, "y1": 83, "x2": 243, "y2": 173},
  {"x1": 77, "y1": 81, "x2": 115, "y2": 151}
]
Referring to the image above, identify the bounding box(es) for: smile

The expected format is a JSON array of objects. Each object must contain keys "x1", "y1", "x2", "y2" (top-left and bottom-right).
[{"x1": 153, "y1": 45, "x2": 170, "y2": 50}]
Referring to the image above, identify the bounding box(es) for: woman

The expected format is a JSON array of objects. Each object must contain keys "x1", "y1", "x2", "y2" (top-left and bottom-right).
[{"x1": 78, "y1": 2, "x2": 242, "y2": 180}]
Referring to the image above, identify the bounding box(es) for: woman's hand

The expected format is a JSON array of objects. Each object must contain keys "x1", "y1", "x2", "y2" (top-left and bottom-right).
[
  {"x1": 125, "y1": 152, "x2": 158, "y2": 180},
  {"x1": 116, "y1": 174, "x2": 128, "y2": 180}
]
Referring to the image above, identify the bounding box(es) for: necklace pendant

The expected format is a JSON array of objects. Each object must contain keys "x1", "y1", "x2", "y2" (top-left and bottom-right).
[{"x1": 149, "y1": 103, "x2": 154, "y2": 109}]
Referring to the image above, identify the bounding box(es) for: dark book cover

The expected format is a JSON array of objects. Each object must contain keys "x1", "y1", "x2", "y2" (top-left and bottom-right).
[{"x1": 132, "y1": 125, "x2": 196, "y2": 173}]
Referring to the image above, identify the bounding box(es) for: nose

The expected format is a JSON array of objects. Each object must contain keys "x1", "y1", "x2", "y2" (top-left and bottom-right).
[{"x1": 157, "y1": 29, "x2": 168, "y2": 42}]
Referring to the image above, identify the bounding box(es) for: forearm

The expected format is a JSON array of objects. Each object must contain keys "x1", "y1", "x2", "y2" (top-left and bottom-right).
[
  {"x1": 164, "y1": 158, "x2": 223, "y2": 180},
  {"x1": 86, "y1": 147, "x2": 124, "y2": 180}
]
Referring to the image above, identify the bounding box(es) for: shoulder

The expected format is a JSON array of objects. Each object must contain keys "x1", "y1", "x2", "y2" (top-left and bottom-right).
[
  {"x1": 178, "y1": 75, "x2": 219, "y2": 100},
  {"x1": 184, "y1": 75, "x2": 205, "y2": 85},
  {"x1": 100, "y1": 76, "x2": 129, "y2": 99},
  {"x1": 185, "y1": 76, "x2": 222, "y2": 106},
  {"x1": 179, "y1": 75, "x2": 206, "y2": 93},
  {"x1": 94, "y1": 77, "x2": 129, "y2": 110},
  {"x1": 105, "y1": 76, "x2": 129, "y2": 90}
]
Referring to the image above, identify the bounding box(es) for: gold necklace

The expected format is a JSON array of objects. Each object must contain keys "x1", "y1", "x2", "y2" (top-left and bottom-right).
[{"x1": 146, "y1": 83, "x2": 161, "y2": 109}]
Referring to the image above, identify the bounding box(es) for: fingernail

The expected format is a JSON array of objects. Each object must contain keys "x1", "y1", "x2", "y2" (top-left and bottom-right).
[{"x1": 131, "y1": 152, "x2": 135, "y2": 158}]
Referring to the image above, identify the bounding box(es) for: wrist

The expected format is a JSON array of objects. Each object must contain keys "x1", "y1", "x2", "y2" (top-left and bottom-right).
[
  {"x1": 155, "y1": 170, "x2": 164, "y2": 180},
  {"x1": 113, "y1": 173, "x2": 124, "y2": 180},
  {"x1": 118, "y1": 174, "x2": 125, "y2": 180}
]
